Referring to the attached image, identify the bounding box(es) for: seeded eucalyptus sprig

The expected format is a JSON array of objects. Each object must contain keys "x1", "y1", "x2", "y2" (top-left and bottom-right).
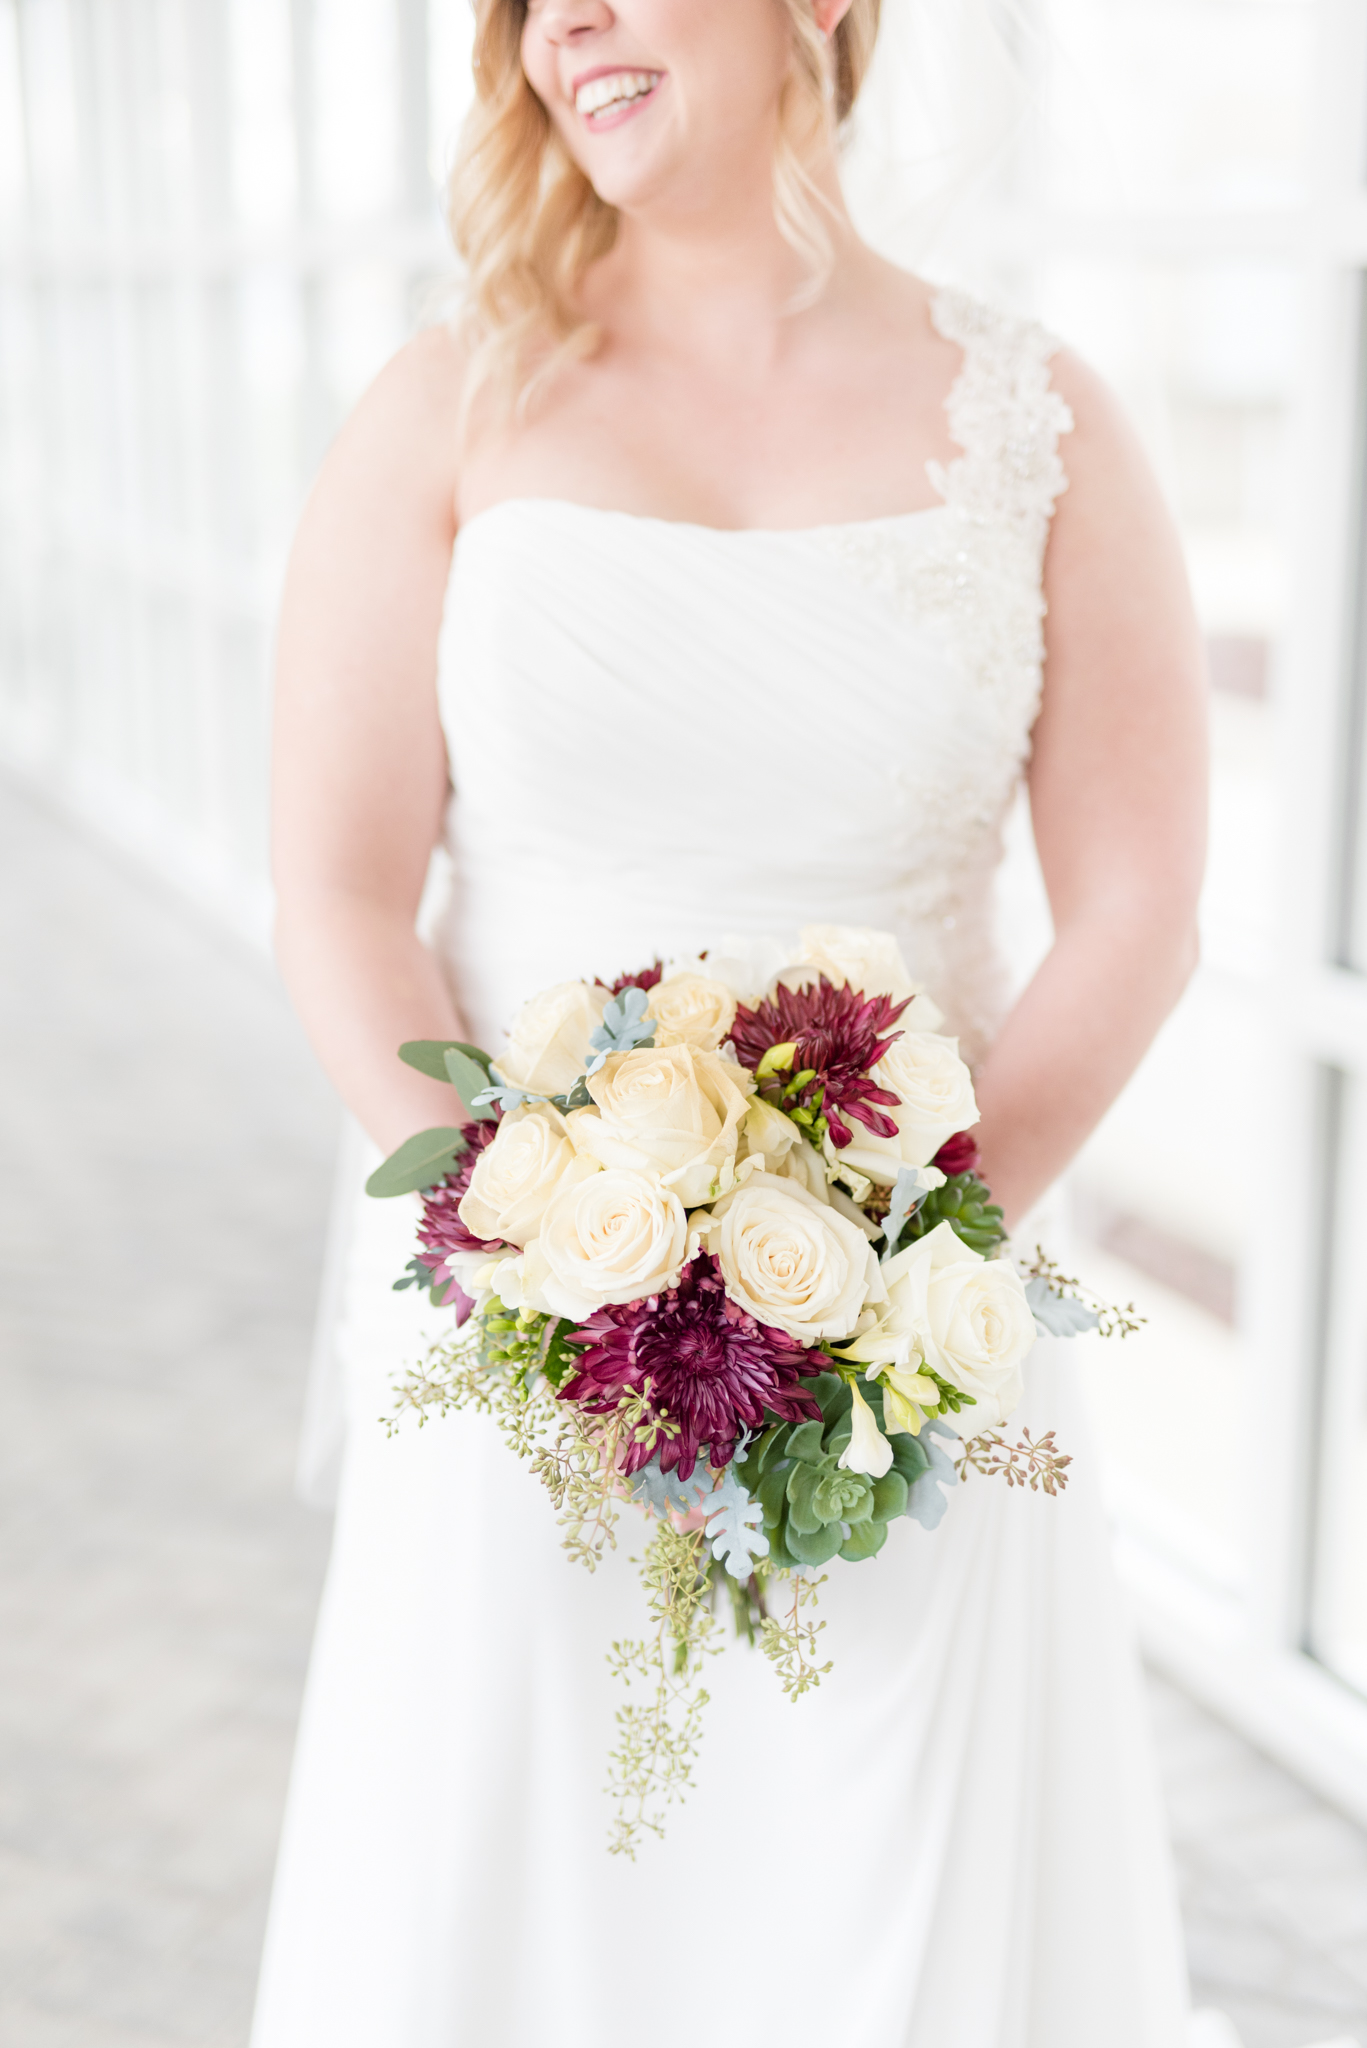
[{"x1": 1023, "y1": 1249, "x2": 1146, "y2": 1340}]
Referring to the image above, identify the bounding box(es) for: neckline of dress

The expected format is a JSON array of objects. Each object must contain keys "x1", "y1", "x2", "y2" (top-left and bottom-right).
[
  {"x1": 452, "y1": 288, "x2": 982, "y2": 551},
  {"x1": 455, "y1": 496, "x2": 952, "y2": 547}
]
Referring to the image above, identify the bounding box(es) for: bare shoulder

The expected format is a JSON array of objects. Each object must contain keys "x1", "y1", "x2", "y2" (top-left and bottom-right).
[
  {"x1": 280, "y1": 321, "x2": 472, "y2": 674},
  {"x1": 1037, "y1": 343, "x2": 1203, "y2": 692},
  {"x1": 1045, "y1": 346, "x2": 1163, "y2": 525},
  {"x1": 319, "y1": 321, "x2": 469, "y2": 507}
]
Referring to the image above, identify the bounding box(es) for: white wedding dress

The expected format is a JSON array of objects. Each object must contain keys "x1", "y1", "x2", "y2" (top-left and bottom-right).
[{"x1": 252, "y1": 291, "x2": 1195, "y2": 2046}]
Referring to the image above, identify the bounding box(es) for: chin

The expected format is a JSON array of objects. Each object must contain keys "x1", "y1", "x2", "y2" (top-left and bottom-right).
[{"x1": 563, "y1": 132, "x2": 679, "y2": 214}]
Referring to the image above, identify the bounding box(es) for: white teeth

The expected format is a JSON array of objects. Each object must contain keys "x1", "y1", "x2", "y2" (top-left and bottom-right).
[{"x1": 574, "y1": 71, "x2": 659, "y2": 119}]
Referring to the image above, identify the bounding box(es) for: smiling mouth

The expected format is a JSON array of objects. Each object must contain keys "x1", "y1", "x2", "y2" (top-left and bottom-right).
[{"x1": 574, "y1": 71, "x2": 663, "y2": 124}]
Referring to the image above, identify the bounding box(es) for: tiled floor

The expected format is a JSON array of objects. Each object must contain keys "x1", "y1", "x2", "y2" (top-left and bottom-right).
[
  {"x1": 1, "y1": 772, "x2": 1364, "y2": 2047},
  {"x1": 1156, "y1": 1674, "x2": 1367, "y2": 2048}
]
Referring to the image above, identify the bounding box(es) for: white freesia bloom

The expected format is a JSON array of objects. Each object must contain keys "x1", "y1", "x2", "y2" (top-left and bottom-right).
[
  {"x1": 519, "y1": 1167, "x2": 689, "y2": 1321},
  {"x1": 456, "y1": 1102, "x2": 580, "y2": 1248},
  {"x1": 736, "y1": 1099, "x2": 830, "y2": 1198},
  {"x1": 837, "y1": 1032, "x2": 979, "y2": 1184},
  {"x1": 796, "y1": 924, "x2": 941, "y2": 1026},
  {"x1": 844, "y1": 1221, "x2": 1035, "y2": 1428},
  {"x1": 696, "y1": 1169, "x2": 884, "y2": 1346},
  {"x1": 496, "y1": 980, "x2": 608, "y2": 1099},
  {"x1": 446, "y1": 1247, "x2": 515, "y2": 1313},
  {"x1": 838, "y1": 1378, "x2": 895, "y2": 1477},
  {"x1": 646, "y1": 972, "x2": 738, "y2": 1052},
  {"x1": 568, "y1": 1044, "x2": 754, "y2": 1206},
  {"x1": 878, "y1": 1366, "x2": 943, "y2": 1438}
]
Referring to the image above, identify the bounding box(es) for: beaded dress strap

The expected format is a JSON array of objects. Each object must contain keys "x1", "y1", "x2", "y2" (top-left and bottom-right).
[{"x1": 928, "y1": 287, "x2": 1074, "y2": 544}]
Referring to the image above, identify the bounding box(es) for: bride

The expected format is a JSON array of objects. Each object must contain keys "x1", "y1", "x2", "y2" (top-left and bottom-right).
[{"x1": 254, "y1": 0, "x2": 1209, "y2": 2042}]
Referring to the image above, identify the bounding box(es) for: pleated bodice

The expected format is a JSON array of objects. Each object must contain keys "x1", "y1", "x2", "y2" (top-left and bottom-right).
[{"x1": 431, "y1": 288, "x2": 1074, "y2": 1067}]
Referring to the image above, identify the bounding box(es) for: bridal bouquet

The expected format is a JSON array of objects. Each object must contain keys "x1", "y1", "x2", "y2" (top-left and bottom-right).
[{"x1": 369, "y1": 925, "x2": 1132, "y2": 1854}]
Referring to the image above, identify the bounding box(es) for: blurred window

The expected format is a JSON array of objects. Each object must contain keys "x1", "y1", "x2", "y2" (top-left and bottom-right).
[{"x1": 0, "y1": 0, "x2": 469, "y2": 922}]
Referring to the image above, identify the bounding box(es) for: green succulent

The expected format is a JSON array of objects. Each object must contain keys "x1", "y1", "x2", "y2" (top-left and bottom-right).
[
  {"x1": 733, "y1": 1370, "x2": 930, "y2": 1569},
  {"x1": 788, "y1": 1459, "x2": 872, "y2": 1534},
  {"x1": 896, "y1": 1171, "x2": 1006, "y2": 1258}
]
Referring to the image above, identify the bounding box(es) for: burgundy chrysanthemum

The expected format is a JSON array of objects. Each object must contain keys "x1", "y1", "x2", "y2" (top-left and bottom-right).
[
  {"x1": 933, "y1": 1130, "x2": 981, "y2": 1178},
  {"x1": 729, "y1": 974, "x2": 911, "y2": 1150},
  {"x1": 596, "y1": 959, "x2": 664, "y2": 996},
  {"x1": 415, "y1": 1120, "x2": 503, "y2": 1314},
  {"x1": 558, "y1": 1254, "x2": 821, "y2": 1480}
]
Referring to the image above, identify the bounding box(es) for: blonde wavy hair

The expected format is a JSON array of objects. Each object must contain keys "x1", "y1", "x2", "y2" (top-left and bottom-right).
[{"x1": 448, "y1": 0, "x2": 883, "y2": 412}]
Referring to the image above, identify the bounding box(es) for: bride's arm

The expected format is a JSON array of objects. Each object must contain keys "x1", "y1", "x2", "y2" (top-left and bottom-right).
[
  {"x1": 271, "y1": 328, "x2": 470, "y2": 1155},
  {"x1": 970, "y1": 353, "x2": 1209, "y2": 1227}
]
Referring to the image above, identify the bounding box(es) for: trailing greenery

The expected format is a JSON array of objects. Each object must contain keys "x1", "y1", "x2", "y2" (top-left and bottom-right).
[
  {"x1": 759, "y1": 1571, "x2": 833, "y2": 1699},
  {"x1": 387, "y1": 1303, "x2": 1083, "y2": 1853},
  {"x1": 604, "y1": 1523, "x2": 718, "y2": 1858},
  {"x1": 1023, "y1": 1248, "x2": 1146, "y2": 1340},
  {"x1": 955, "y1": 1427, "x2": 1073, "y2": 1495}
]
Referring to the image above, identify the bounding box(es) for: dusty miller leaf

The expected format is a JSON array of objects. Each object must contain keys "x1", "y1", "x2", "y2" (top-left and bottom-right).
[
  {"x1": 629, "y1": 1456, "x2": 714, "y2": 1518},
  {"x1": 904, "y1": 1420, "x2": 959, "y2": 1530},
  {"x1": 702, "y1": 1468, "x2": 770, "y2": 1579},
  {"x1": 1025, "y1": 1275, "x2": 1101, "y2": 1339}
]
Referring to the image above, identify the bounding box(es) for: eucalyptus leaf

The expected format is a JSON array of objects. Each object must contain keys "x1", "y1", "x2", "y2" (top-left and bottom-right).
[
  {"x1": 443, "y1": 1047, "x2": 499, "y2": 1120},
  {"x1": 1025, "y1": 1275, "x2": 1101, "y2": 1338},
  {"x1": 551, "y1": 1077, "x2": 593, "y2": 1112},
  {"x1": 585, "y1": 986, "x2": 657, "y2": 1072},
  {"x1": 475, "y1": 1069, "x2": 545, "y2": 1118},
  {"x1": 399, "y1": 1039, "x2": 492, "y2": 1084},
  {"x1": 365, "y1": 1126, "x2": 468, "y2": 1198}
]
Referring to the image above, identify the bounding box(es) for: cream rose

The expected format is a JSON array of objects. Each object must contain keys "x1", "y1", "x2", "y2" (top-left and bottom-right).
[
  {"x1": 519, "y1": 1167, "x2": 690, "y2": 1320},
  {"x1": 496, "y1": 980, "x2": 608, "y2": 1098},
  {"x1": 697, "y1": 1169, "x2": 883, "y2": 1345},
  {"x1": 844, "y1": 1221, "x2": 1034, "y2": 1428},
  {"x1": 456, "y1": 1102, "x2": 581, "y2": 1248},
  {"x1": 796, "y1": 923, "x2": 942, "y2": 1029},
  {"x1": 836, "y1": 1031, "x2": 979, "y2": 1184},
  {"x1": 646, "y1": 972, "x2": 738, "y2": 1052},
  {"x1": 568, "y1": 1044, "x2": 754, "y2": 1206}
]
